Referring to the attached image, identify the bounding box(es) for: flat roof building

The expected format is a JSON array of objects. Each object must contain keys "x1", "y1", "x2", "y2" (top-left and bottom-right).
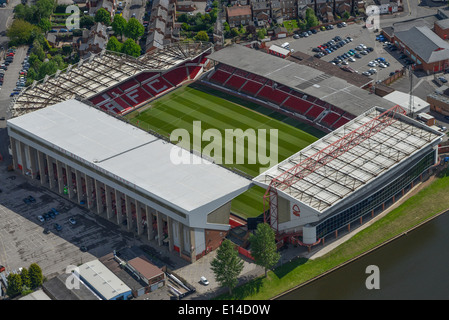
[
  {"x1": 76, "y1": 259, "x2": 132, "y2": 300},
  {"x1": 6, "y1": 99, "x2": 252, "y2": 262}
]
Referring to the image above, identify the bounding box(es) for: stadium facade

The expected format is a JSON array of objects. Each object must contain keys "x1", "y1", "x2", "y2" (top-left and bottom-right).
[
  {"x1": 7, "y1": 41, "x2": 446, "y2": 259},
  {"x1": 7, "y1": 99, "x2": 252, "y2": 262},
  {"x1": 253, "y1": 106, "x2": 443, "y2": 245}
]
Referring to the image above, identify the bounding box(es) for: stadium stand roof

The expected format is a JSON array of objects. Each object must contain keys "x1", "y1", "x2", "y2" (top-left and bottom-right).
[
  {"x1": 253, "y1": 106, "x2": 442, "y2": 213},
  {"x1": 9, "y1": 41, "x2": 212, "y2": 118},
  {"x1": 207, "y1": 45, "x2": 399, "y2": 117},
  {"x1": 7, "y1": 99, "x2": 252, "y2": 215}
]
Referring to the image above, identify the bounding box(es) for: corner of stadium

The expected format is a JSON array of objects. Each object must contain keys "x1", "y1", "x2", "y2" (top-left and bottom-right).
[{"x1": 5, "y1": 41, "x2": 446, "y2": 263}]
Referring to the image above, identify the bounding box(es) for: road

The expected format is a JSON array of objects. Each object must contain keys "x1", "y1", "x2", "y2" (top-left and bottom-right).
[{"x1": 123, "y1": 0, "x2": 145, "y2": 22}]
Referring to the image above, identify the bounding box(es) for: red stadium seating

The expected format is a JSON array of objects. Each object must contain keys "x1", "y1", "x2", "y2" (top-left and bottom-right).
[
  {"x1": 119, "y1": 79, "x2": 140, "y2": 92},
  {"x1": 163, "y1": 66, "x2": 189, "y2": 86},
  {"x1": 282, "y1": 96, "x2": 312, "y2": 114},
  {"x1": 187, "y1": 66, "x2": 202, "y2": 79},
  {"x1": 210, "y1": 70, "x2": 232, "y2": 84},
  {"x1": 86, "y1": 56, "x2": 208, "y2": 115},
  {"x1": 121, "y1": 86, "x2": 153, "y2": 106},
  {"x1": 332, "y1": 117, "x2": 351, "y2": 128},
  {"x1": 320, "y1": 112, "x2": 341, "y2": 127},
  {"x1": 98, "y1": 97, "x2": 129, "y2": 114},
  {"x1": 240, "y1": 80, "x2": 263, "y2": 95},
  {"x1": 257, "y1": 85, "x2": 289, "y2": 104},
  {"x1": 225, "y1": 75, "x2": 247, "y2": 90},
  {"x1": 305, "y1": 105, "x2": 325, "y2": 119},
  {"x1": 134, "y1": 72, "x2": 159, "y2": 84},
  {"x1": 141, "y1": 76, "x2": 172, "y2": 97}
]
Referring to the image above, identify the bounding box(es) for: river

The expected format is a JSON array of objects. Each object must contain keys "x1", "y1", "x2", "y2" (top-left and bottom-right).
[{"x1": 277, "y1": 212, "x2": 449, "y2": 300}]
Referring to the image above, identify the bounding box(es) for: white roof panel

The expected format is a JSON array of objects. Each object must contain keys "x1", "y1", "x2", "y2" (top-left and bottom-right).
[{"x1": 8, "y1": 100, "x2": 252, "y2": 215}]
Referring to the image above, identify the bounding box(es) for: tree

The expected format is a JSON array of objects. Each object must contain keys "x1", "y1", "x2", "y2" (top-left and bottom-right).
[
  {"x1": 38, "y1": 60, "x2": 58, "y2": 80},
  {"x1": 124, "y1": 17, "x2": 145, "y2": 41},
  {"x1": 20, "y1": 267, "x2": 31, "y2": 289},
  {"x1": 111, "y1": 14, "x2": 127, "y2": 40},
  {"x1": 6, "y1": 19, "x2": 41, "y2": 45},
  {"x1": 195, "y1": 30, "x2": 209, "y2": 41},
  {"x1": 31, "y1": 40, "x2": 45, "y2": 61},
  {"x1": 249, "y1": 223, "x2": 280, "y2": 277},
  {"x1": 6, "y1": 273, "x2": 23, "y2": 298},
  {"x1": 28, "y1": 263, "x2": 43, "y2": 289},
  {"x1": 35, "y1": 0, "x2": 56, "y2": 22},
  {"x1": 95, "y1": 8, "x2": 112, "y2": 26},
  {"x1": 38, "y1": 17, "x2": 51, "y2": 32},
  {"x1": 210, "y1": 239, "x2": 244, "y2": 295},
  {"x1": 246, "y1": 24, "x2": 256, "y2": 35},
  {"x1": 230, "y1": 27, "x2": 239, "y2": 37},
  {"x1": 257, "y1": 28, "x2": 267, "y2": 40},
  {"x1": 13, "y1": 4, "x2": 36, "y2": 23},
  {"x1": 305, "y1": 8, "x2": 319, "y2": 28},
  {"x1": 106, "y1": 36, "x2": 123, "y2": 53},
  {"x1": 343, "y1": 11, "x2": 350, "y2": 20},
  {"x1": 80, "y1": 15, "x2": 95, "y2": 28},
  {"x1": 121, "y1": 38, "x2": 141, "y2": 57}
]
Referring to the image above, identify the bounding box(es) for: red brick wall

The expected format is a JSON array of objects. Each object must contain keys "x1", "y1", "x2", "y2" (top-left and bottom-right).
[{"x1": 434, "y1": 24, "x2": 449, "y2": 41}]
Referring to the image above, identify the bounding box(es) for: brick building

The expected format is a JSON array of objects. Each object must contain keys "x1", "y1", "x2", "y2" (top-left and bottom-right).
[
  {"x1": 226, "y1": 5, "x2": 252, "y2": 27},
  {"x1": 434, "y1": 18, "x2": 449, "y2": 40},
  {"x1": 394, "y1": 25, "x2": 449, "y2": 73}
]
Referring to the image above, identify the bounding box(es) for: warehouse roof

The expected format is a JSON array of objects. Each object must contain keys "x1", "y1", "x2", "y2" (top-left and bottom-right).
[
  {"x1": 7, "y1": 99, "x2": 251, "y2": 216},
  {"x1": 395, "y1": 26, "x2": 449, "y2": 63},
  {"x1": 207, "y1": 45, "x2": 398, "y2": 116},
  {"x1": 253, "y1": 106, "x2": 442, "y2": 213},
  {"x1": 77, "y1": 259, "x2": 131, "y2": 300}
]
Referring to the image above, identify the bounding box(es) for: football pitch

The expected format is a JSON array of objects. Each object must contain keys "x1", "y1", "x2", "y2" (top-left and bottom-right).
[{"x1": 125, "y1": 84, "x2": 324, "y2": 218}]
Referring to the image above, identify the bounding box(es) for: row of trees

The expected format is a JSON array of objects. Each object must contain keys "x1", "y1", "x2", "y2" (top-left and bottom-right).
[
  {"x1": 105, "y1": 14, "x2": 145, "y2": 57},
  {"x1": 211, "y1": 223, "x2": 280, "y2": 295},
  {"x1": 178, "y1": 3, "x2": 218, "y2": 41},
  {"x1": 6, "y1": 263, "x2": 43, "y2": 298}
]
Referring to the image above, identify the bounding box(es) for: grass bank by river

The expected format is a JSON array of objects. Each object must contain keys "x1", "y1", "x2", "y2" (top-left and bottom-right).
[{"x1": 216, "y1": 166, "x2": 449, "y2": 300}]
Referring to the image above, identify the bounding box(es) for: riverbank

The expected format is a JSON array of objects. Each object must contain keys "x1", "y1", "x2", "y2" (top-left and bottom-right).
[{"x1": 215, "y1": 165, "x2": 449, "y2": 300}]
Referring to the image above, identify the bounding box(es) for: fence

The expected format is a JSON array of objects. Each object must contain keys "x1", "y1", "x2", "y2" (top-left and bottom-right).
[{"x1": 238, "y1": 247, "x2": 254, "y2": 260}]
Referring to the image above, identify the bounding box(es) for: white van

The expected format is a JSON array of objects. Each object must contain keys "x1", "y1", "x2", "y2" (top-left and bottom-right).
[{"x1": 281, "y1": 42, "x2": 290, "y2": 49}]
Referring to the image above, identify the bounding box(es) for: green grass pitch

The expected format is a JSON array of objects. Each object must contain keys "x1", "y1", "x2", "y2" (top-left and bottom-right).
[{"x1": 125, "y1": 84, "x2": 323, "y2": 219}]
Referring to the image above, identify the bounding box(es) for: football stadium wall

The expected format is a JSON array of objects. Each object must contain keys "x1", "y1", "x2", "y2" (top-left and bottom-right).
[{"x1": 272, "y1": 145, "x2": 439, "y2": 245}]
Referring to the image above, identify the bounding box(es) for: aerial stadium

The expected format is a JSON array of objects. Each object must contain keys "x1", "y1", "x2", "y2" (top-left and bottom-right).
[{"x1": 5, "y1": 41, "x2": 444, "y2": 260}]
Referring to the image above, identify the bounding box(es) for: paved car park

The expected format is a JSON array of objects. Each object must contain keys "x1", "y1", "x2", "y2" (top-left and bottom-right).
[
  {"x1": 0, "y1": 168, "x2": 138, "y2": 279},
  {"x1": 268, "y1": 21, "x2": 405, "y2": 82}
]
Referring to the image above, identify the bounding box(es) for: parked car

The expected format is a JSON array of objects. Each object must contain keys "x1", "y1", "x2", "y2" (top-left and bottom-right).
[
  {"x1": 438, "y1": 77, "x2": 448, "y2": 83},
  {"x1": 200, "y1": 276, "x2": 209, "y2": 285},
  {"x1": 54, "y1": 223, "x2": 62, "y2": 231},
  {"x1": 37, "y1": 215, "x2": 45, "y2": 223},
  {"x1": 69, "y1": 217, "x2": 77, "y2": 225},
  {"x1": 51, "y1": 208, "x2": 59, "y2": 215}
]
